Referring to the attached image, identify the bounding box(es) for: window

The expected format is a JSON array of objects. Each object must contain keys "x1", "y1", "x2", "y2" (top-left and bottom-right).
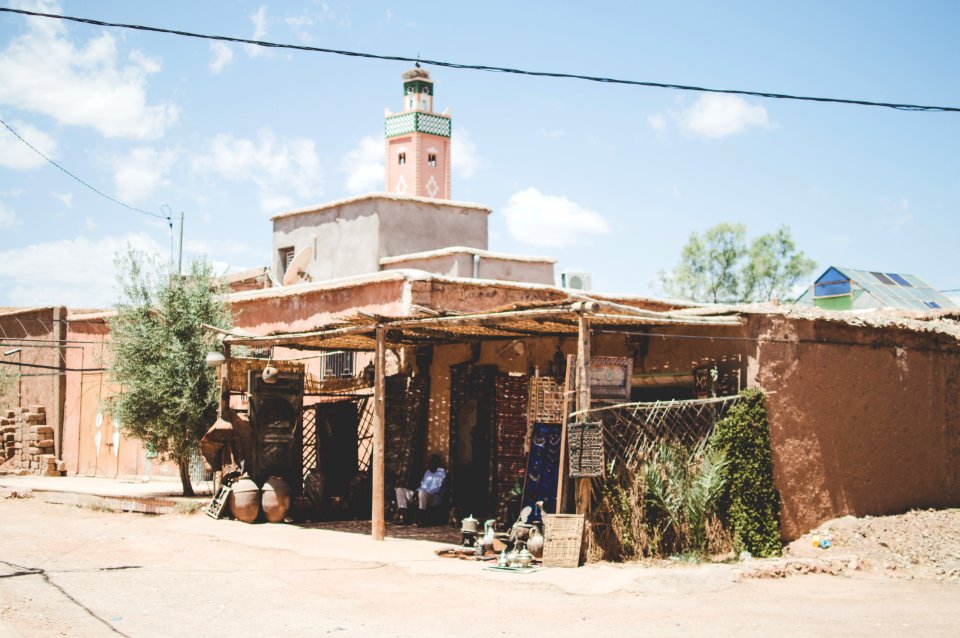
[
  {"x1": 279, "y1": 246, "x2": 295, "y2": 272},
  {"x1": 870, "y1": 272, "x2": 896, "y2": 285},
  {"x1": 323, "y1": 351, "x2": 355, "y2": 379},
  {"x1": 428, "y1": 153, "x2": 437, "y2": 166},
  {"x1": 887, "y1": 273, "x2": 913, "y2": 287},
  {"x1": 398, "y1": 152, "x2": 406, "y2": 165}
]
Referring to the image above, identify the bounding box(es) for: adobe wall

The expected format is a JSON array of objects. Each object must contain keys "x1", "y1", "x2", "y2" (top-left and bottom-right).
[
  {"x1": 272, "y1": 197, "x2": 489, "y2": 282},
  {"x1": 749, "y1": 313, "x2": 960, "y2": 540},
  {"x1": 476, "y1": 257, "x2": 555, "y2": 286},
  {"x1": 230, "y1": 276, "x2": 410, "y2": 334},
  {"x1": 62, "y1": 316, "x2": 179, "y2": 479},
  {"x1": 409, "y1": 279, "x2": 569, "y2": 314},
  {"x1": 0, "y1": 308, "x2": 59, "y2": 419}
]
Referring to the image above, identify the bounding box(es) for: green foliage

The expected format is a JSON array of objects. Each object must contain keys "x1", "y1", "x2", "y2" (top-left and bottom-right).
[
  {"x1": 0, "y1": 367, "x2": 18, "y2": 407},
  {"x1": 598, "y1": 465, "x2": 645, "y2": 558},
  {"x1": 107, "y1": 249, "x2": 230, "y2": 494},
  {"x1": 709, "y1": 390, "x2": 782, "y2": 557},
  {"x1": 643, "y1": 441, "x2": 729, "y2": 557},
  {"x1": 659, "y1": 223, "x2": 814, "y2": 303}
]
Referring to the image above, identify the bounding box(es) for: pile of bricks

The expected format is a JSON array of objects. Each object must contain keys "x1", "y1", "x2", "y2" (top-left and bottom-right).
[{"x1": 1, "y1": 407, "x2": 64, "y2": 476}]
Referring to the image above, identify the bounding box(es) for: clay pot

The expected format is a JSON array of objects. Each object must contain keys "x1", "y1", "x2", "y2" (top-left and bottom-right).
[
  {"x1": 229, "y1": 476, "x2": 260, "y2": 523},
  {"x1": 261, "y1": 476, "x2": 291, "y2": 523},
  {"x1": 527, "y1": 525, "x2": 544, "y2": 559}
]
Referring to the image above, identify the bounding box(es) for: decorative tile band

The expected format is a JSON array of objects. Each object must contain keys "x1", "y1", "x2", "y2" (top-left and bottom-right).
[{"x1": 385, "y1": 112, "x2": 451, "y2": 138}]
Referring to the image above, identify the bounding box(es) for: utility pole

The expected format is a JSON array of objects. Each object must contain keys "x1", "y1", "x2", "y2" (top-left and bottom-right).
[{"x1": 177, "y1": 211, "x2": 185, "y2": 276}]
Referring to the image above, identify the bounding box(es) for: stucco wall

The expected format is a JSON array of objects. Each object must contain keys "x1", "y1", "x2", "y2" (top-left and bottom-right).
[
  {"x1": 231, "y1": 276, "x2": 411, "y2": 335},
  {"x1": 749, "y1": 314, "x2": 960, "y2": 539},
  {"x1": 63, "y1": 317, "x2": 179, "y2": 479},
  {"x1": 381, "y1": 253, "x2": 555, "y2": 286},
  {"x1": 476, "y1": 257, "x2": 554, "y2": 285},
  {"x1": 272, "y1": 197, "x2": 489, "y2": 283},
  {"x1": 0, "y1": 307, "x2": 71, "y2": 461},
  {"x1": 382, "y1": 254, "x2": 469, "y2": 278}
]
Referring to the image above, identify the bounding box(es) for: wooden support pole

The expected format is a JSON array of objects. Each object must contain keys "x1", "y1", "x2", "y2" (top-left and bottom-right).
[
  {"x1": 575, "y1": 311, "x2": 592, "y2": 518},
  {"x1": 555, "y1": 353, "x2": 576, "y2": 513},
  {"x1": 219, "y1": 342, "x2": 231, "y2": 416},
  {"x1": 371, "y1": 325, "x2": 386, "y2": 541}
]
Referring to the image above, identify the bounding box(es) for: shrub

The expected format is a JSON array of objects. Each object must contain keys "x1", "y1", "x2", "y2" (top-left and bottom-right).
[{"x1": 710, "y1": 389, "x2": 781, "y2": 556}]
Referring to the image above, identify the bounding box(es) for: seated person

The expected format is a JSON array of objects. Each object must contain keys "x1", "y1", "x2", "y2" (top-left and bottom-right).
[{"x1": 395, "y1": 454, "x2": 447, "y2": 526}]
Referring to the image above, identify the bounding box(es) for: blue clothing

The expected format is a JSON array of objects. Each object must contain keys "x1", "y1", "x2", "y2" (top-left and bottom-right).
[{"x1": 418, "y1": 468, "x2": 447, "y2": 496}]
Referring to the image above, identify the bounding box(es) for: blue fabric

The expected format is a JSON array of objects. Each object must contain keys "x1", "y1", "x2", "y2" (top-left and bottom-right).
[{"x1": 419, "y1": 467, "x2": 447, "y2": 496}]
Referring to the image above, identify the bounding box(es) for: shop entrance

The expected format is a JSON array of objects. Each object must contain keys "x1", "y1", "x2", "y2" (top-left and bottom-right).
[{"x1": 448, "y1": 364, "x2": 496, "y2": 519}]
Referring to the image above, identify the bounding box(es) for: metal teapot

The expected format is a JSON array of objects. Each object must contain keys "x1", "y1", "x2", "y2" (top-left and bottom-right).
[{"x1": 460, "y1": 514, "x2": 481, "y2": 535}]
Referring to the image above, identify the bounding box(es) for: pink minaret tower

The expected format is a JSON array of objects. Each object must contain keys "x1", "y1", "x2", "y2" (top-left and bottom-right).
[{"x1": 384, "y1": 66, "x2": 452, "y2": 199}]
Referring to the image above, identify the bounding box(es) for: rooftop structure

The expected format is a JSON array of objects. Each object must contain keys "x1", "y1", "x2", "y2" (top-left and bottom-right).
[{"x1": 795, "y1": 266, "x2": 956, "y2": 311}]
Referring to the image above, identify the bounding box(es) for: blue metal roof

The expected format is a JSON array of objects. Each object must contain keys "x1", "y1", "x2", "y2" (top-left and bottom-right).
[{"x1": 798, "y1": 266, "x2": 956, "y2": 311}]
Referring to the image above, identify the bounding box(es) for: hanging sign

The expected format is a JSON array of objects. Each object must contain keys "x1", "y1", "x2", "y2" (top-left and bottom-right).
[{"x1": 589, "y1": 356, "x2": 633, "y2": 399}]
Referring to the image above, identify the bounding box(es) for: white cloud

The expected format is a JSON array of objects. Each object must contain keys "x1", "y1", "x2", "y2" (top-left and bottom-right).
[
  {"x1": 209, "y1": 42, "x2": 234, "y2": 74},
  {"x1": 0, "y1": 119, "x2": 57, "y2": 169},
  {"x1": 502, "y1": 187, "x2": 609, "y2": 248},
  {"x1": 113, "y1": 147, "x2": 177, "y2": 205},
  {"x1": 892, "y1": 196, "x2": 913, "y2": 231},
  {"x1": 0, "y1": 1, "x2": 179, "y2": 139},
  {"x1": 246, "y1": 6, "x2": 270, "y2": 57},
  {"x1": 537, "y1": 129, "x2": 565, "y2": 139},
  {"x1": 0, "y1": 201, "x2": 18, "y2": 229},
  {"x1": 341, "y1": 136, "x2": 383, "y2": 193},
  {"x1": 680, "y1": 94, "x2": 771, "y2": 138},
  {"x1": 192, "y1": 129, "x2": 323, "y2": 213},
  {"x1": 285, "y1": 15, "x2": 314, "y2": 42},
  {"x1": 52, "y1": 192, "x2": 73, "y2": 207},
  {"x1": 452, "y1": 128, "x2": 480, "y2": 178},
  {"x1": 0, "y1": 232, "x2": 165, "y2": 307},
  {"x1": 84, "y1": 216, "x2": 96, "y2": 230},
  {"x1": 647, "y1": 114, "x2": 667, "y2": 132}
]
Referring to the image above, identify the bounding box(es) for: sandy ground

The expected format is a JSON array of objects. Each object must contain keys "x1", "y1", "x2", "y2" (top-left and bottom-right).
[{"x1": 1, "y1": 499, "x2": 959, "y2": 638}]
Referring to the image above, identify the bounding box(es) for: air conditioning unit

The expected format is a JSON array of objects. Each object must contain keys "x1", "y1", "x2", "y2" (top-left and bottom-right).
[{"x1": 560, "y1": 271, "x2": 592, "y2": 291}]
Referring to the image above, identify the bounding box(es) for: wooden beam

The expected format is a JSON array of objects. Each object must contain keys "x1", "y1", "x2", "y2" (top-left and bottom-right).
[
  {"x1": 555, "y1": 354, "x2": 575, "y2": 514},
  {"x1": 575, "y1": 311, "x2": 592, "y2": 518},
  {"x1": 371, "y1": 325, "x2": 386, "y2": 541},
  {"x1": 219, "y1": 342, "x2": 231, "y2": 416}
]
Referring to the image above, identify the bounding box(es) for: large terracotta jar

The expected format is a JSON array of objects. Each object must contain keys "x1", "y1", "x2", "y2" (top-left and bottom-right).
[
  {"x1": 261, "y1": 476, "x2": 291, "y2": 523},
  {"x1": 229, "y1": 475, "x2": 260, "y2": 523}
]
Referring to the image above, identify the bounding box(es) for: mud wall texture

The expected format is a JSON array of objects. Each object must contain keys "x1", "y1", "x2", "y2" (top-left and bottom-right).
[
  {"x1": 749, "y1": 314, "x2": 960, "y2": 540},
  {"x1": 63, "y1": 317, "x2": 178, "y2": 480},
  {"x1": 0, "y1": 307, "x2": 60, "y2": 421}
]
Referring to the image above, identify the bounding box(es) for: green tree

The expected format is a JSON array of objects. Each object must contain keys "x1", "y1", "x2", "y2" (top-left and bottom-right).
[
  {"x1": 744, "y1": 227, "x2": 816, "y2": 302},
  {"x1": 660, "y1": 223, "x2": 814, "y2": 303},
  {"x1": 107, "y1": 249, "x2": 230, "y2": 496}
]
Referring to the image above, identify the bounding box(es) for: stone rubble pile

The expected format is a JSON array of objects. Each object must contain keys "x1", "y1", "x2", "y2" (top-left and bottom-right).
[{"x1": 1, "y1": 406, "x2": 65, "y2": 476}]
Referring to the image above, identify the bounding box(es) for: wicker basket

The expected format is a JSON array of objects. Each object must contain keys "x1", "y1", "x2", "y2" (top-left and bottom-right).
[{"x1": 541, "y1": 513, "x2": 585, "y2": 568}]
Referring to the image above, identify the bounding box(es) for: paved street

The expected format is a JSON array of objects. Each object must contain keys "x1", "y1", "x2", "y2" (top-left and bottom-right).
[{"x1": 1, "y1": 498, "x2": 958, "y2": 637}]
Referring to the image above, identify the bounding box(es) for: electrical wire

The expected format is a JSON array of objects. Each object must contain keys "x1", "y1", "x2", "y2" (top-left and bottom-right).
[
  {"x1": 0, "y1": 117, "x2": 170, "y2": 221},
  {"x1": 1, "y1": 7, "x2": 958, "y2": 114}
]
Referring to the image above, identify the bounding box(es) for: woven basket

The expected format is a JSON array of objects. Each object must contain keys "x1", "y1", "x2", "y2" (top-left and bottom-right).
[{"x1": 541, "y1": 513, "x2": 585, "y2": 568}]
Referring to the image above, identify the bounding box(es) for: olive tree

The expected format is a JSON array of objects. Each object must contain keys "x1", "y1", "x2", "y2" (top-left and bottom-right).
[{"x1": 108, "y1": 249, "x2": 230, "y2": 496}]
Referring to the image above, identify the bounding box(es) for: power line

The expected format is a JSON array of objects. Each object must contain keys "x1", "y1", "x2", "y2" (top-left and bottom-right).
[
  {"x1": 2, "y1": 7, "x2": 958, "y2": 114},
  {"x1": 0, "y1": 116, "x2": 170, "y2": 221}
]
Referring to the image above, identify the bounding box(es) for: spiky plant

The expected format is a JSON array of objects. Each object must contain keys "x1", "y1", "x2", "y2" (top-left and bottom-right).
[{"x1": 643, "y1": 441, "x2": 729, "y2": 557}]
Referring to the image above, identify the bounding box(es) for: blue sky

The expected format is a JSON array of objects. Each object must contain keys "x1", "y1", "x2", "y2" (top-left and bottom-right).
[{"x1": 0, "y1": 0, "x2": 958, "y2": 307}]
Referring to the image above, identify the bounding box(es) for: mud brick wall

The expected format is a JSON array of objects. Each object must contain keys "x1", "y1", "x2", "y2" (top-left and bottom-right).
[{"x1": 1, "y1": 406, "x2": 65, "y2": 476}]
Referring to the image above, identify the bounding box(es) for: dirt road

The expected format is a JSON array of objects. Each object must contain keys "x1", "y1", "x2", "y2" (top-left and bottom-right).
[{"x1": 1, "y1": 499, "x2": 958, "y2": 637}]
